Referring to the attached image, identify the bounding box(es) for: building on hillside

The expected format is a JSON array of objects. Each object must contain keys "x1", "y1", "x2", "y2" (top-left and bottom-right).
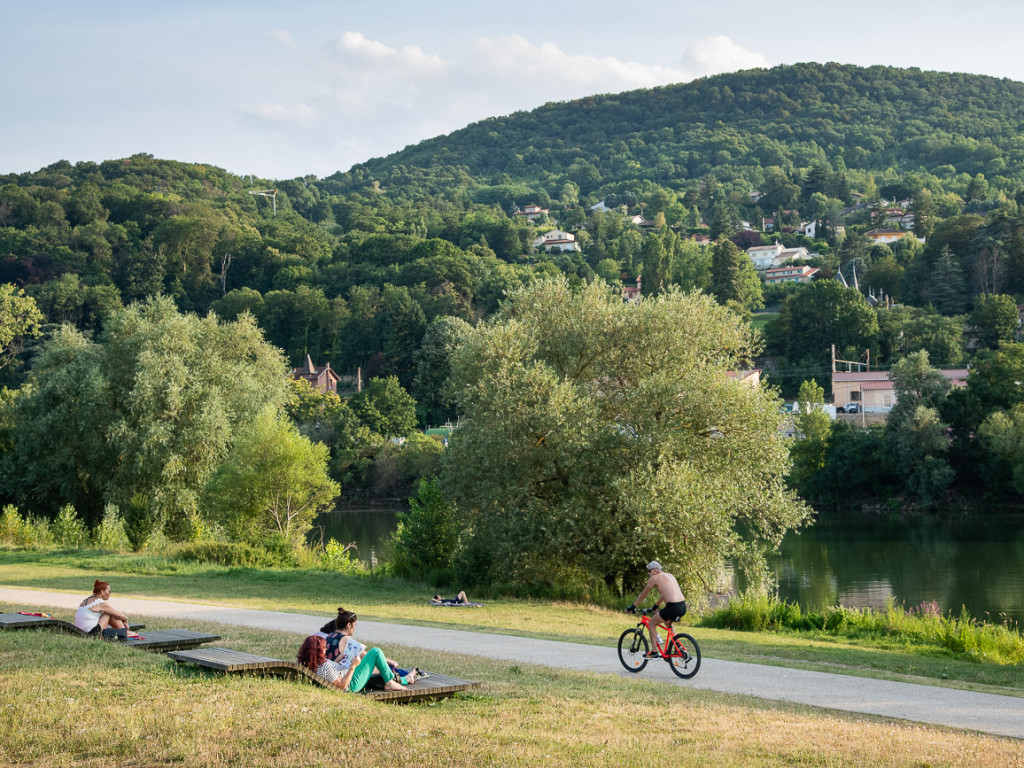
[
  {"x1": 747, "y1": 242, "x2": 785, "y2": 269},
  {"x1": 291, "y1": 355, "x2": 341, "y2": 394},
  {"x1": 831, "y1": 368, "x2": 968, "y2": 412},
  {"x1": 728, "y1": 369, "x2": 762, "y2": 388},
  {"x1": 514, "y1": 204, "x2": 549, "y2": 221},
  {"x1": 533, "y1": 229, "x2": 580, "y2": 252},
  {"x1": 622, "y1": 275, "x2": 642, "y2": 303},
  {"x1": 865, "y1": 228, "x2": 910, "y2": 244},
  {"x1": 747, "y1": 243, "x2": 810, "y2": 271},
  {"x1": 764, "y1": 265, "x2": 819, "y2": 284}
]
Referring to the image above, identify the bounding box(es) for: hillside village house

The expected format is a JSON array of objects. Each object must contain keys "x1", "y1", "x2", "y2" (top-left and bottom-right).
[
  {"x1": 865, "y1": 228, "x2": 911, "y2": 244},
  {"x1": 514, "y1": 204, "x2": 549, "y2": 221},
  {"x1": 764, "y1": 265, "x2": 819, "y2": 284},
  {"x1": 832, "y1": 369, "x2": 968, "y2": 412},
  {"x1": 290, "y1": 355, "x2": 340, "y2": 394},
  {"x1": 746, "y1": 242, "x2": 810, "y2": 270},
  {"x1": 622, "y1": 275, "x2": 642, "y2": 302},
  {"x1": 534, "y1": 229, "x2": 580, "y2": 252}
]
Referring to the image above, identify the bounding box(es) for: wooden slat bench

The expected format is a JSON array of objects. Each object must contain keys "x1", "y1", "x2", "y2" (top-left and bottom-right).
[
  {"x1": 124, "y1": 629, "x2": 220, "y2": 653},
  {"x1": 168, "y1": 647, "x2": 480, "y2": 702},
  {"x1": 0, "y1": 612, "x2": 145, "y2": 634}
]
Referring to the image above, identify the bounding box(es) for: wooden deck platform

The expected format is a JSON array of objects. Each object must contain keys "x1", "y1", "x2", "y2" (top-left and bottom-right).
[
  {"x1": 168, "y1": 647, "x2": 479, "y2": 702},
  {"x1": 0, "y1": 612, "x2": 145, "y2": 634},
  {"x1": 124, "y1": 629, "x2": 220, "y2": 653}
]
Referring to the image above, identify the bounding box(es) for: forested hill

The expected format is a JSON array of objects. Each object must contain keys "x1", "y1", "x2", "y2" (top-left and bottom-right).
[{"x1": 337, "y1": 62, "x2": 1024, "y2": 197}]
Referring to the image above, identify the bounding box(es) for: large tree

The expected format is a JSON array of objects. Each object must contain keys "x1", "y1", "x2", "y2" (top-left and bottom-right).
[
  {"x1": 781, "y1": 280, "x2": 879, "y2": 367},
  {"x1": 442, "y1": 277, "x2": 809, "y2": 598},
  {"x1": 3, "y1": 296, "x2": 289, "y2": 537}
]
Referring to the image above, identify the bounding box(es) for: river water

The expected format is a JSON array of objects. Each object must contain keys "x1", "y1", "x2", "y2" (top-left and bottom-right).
[{"x1": 314, "y1": 507, "x2": 1024, "y2": 625}]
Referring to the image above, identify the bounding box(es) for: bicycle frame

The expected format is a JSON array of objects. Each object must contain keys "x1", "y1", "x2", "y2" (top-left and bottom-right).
[{"x1": 635, "y1": 612, "x2": 689, "y2": 658}]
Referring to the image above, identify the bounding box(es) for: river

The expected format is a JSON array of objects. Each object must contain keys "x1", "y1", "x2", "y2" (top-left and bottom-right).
[{"x1": 313, "y1": 507, "x2": 1024, "y2": 625}]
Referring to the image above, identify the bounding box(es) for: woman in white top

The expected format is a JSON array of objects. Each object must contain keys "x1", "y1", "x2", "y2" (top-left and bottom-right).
[{"x1": 74, "y1": 580, "x2": 138, "y2": 638}]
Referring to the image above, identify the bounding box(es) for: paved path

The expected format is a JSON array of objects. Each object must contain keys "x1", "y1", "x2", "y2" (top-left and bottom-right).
[{"x1": 3, "y1": 586, "x2": 1023, "y2": 739}]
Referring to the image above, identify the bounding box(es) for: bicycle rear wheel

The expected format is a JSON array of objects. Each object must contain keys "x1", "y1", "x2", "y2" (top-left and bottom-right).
[
  {"x1": 617, "y1": 628, "x2": 649, "y2": 672},
  {"x1": 667, "y1": 632, "x2": 701, "y2": 679}
]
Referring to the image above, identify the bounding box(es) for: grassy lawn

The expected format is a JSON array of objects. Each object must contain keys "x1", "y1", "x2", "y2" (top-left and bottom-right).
[
  {"x1": 2, "y1": 616, "x2": 1022, "y2": 767},
  {"x1": 3, "y1": 549, "x2": 1024, "y2": 696}
]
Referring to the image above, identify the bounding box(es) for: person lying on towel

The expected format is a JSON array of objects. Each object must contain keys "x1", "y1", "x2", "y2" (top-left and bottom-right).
[{"x1": 431, "y1": 591, "x2": 472, "y2": 605}]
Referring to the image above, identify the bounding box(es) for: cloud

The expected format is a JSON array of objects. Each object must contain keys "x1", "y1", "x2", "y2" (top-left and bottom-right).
[
  {"x1": 238, "y1": 102, "x2": 316, "y2": 123},
  {"x1": 236, "y1": 31, "x2": 769, "y2": 173},
  {"x1": 680, "y1": 35, "x2": 768, "y2": 75},
  {"x1": 270, "y1": 29, "x2": 295, "y2": 48}
]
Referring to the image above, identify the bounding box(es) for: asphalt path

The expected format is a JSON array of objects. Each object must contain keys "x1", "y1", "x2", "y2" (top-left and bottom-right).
[{"x1": 3, "y1": 586, "x2": 1023, "y2": 740}]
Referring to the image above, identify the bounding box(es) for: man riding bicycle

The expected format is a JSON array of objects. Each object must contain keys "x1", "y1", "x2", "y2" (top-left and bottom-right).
[{"x1": 627, "y1": 561, "x2": 687, "y2": 658}]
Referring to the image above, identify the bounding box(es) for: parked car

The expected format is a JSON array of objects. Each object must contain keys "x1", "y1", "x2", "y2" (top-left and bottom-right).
[{"x1": 843, "y1": 402, "x2": 861, "y2": 414}]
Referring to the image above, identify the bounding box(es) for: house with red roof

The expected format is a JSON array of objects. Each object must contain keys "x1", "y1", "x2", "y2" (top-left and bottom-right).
[{"x1": 290, "y1": 355, "x2": 341, "y2": 394}]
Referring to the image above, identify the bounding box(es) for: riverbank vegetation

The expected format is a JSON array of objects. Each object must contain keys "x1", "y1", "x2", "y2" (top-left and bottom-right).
[
  {"x1": 3, "y1": 617, "x2": 1021, "y2": 768},
  {"x1": 3, "y1": 550, "x2": 1023, "y2": 693}
]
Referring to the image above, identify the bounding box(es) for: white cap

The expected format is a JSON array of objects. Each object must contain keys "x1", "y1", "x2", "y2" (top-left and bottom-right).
[{"x1": 646, "y1": 561, "x2": 662, "y2": 571}]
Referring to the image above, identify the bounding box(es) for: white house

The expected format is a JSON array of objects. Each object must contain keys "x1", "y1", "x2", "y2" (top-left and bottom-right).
[
  {"x1": 747, "y1": 243, "x2": 811, "y2": 271},
  {"x1": 514, "y1": 204, "x2": 549, "y2": 221},
  {"x1": 534, "y1": 229, "x2": 580, "y2": 252},
  {"x1": 764, "y1": 265, "x2": 819, "y2": 284},
  {"x1": 747, "y1": 243, "x2": 786, "y2": 269}
]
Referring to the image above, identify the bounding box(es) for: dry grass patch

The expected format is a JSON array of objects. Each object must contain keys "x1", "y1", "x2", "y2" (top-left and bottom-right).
[{"x1": 1, "y1": 620, "x2": 1023, "y2": 767}]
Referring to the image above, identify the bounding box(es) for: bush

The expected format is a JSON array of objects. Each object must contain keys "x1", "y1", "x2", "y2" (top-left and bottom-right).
[
  {"x1": 52, "y1": 504, "x2": 88, "y2": 548},
  {"x1": 93, "y1": 504, "x2": 132, "y2": 552},
  {"x1": 0, "y1": 505, "x2": 32, "y2": 547},
  {"x1": 173, "y1": 541, "x2": 296, "y2": 568},
  {"x1": 316, "y1": 539, "x2": 368, "y2": 575},
  {"x1": 701, "y1": 593, "x2": 1024, "y2": 665}
]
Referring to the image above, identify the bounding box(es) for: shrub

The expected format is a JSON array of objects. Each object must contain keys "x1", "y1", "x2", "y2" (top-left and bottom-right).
[
  {"x1": 173, "y1": 541, "x2": 294, "y2": 568},
  {"x1": 93, "y1": 504, "x2": 132, "y2": 552},
  {"x1": 0, "y1": 505, "x2": 32, "y2": 547},
  {"x1": 52, "y1": 504, "x2": 88, "y2": 548},
  {"x1": 317, "y1": 539, "x2": 368, "y2": 575}
]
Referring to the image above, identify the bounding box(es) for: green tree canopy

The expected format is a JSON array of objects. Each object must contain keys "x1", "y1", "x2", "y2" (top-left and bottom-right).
[{"x1": 442, "y1": 277, "x2": 809, "y2": 598}]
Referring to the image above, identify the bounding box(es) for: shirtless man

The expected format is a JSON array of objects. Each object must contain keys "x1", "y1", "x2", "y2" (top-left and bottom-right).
[{"x1": 627, "y1": 561, "x2": 687, "y2": 657}]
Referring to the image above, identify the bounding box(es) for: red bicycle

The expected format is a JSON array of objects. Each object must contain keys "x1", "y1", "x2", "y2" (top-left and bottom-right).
[{"x1": 618, "y1": 606, "x2": 701, "y2": 679}]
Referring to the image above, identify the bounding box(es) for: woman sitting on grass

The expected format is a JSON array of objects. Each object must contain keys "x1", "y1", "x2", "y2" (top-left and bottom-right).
[
  {"x1": 305, "y1": 609, "x2": 416, "y2": 692},
  {"x1": 73, "y1": 580, "x2": 140, "y2": 638}
]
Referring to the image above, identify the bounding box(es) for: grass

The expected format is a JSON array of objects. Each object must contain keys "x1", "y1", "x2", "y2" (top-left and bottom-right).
[
  {"x1": 3, "y1": 548, "x2": 1024, "y2": 695},
  {"x1": 3, "y1": 616, "x2": 1023, "y2": 767}
]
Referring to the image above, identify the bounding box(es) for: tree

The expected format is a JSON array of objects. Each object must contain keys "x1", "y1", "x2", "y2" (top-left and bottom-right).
[
  {"x1": 926, "y1": 246, "x2": 967, "y2": 316},
  {"x1": 349, "y1": 375, "x2": 418, "y2": 438},
  {"x1": 710, "y1": 239, "x2": 742, "y2": 305},
  {"x1": 4, "y1": 297, "x2": 290, "y2": 539},
  {"x1": 885, "y1": 351, "x2": 954, "y2": 505},
  {"x1": 0, "y1": 284, "x2": 43, "y2": 372},
  {"x1": 411, "y1": 315, "x2": 472, "y2": 427},
  {"x1": 964, "y1": 344, "x2": 1024, "y2": 413},
  {"x1": 788, "y1": 379, "x2": 832, "y2": 495},
  {"x1": 442, "y1": 277, "x2": 809, "y2": 598},
  {"x1": 781, "y1": 281, "x2": 879, "y2": 367},
  {"x1": 640, "y1": 234, "x2": 668, "y2": 296},
  {"x1": 971, "y1": 293, "x2": 1018, "y2": 350},
  {"x1": 203, "y1": 407, "x2": 339, "y2": 545}
]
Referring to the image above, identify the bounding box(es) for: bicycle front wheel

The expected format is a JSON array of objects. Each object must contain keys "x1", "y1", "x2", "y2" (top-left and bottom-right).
[
  {"x1": 668, "y1": 632, "x2": 701, "y2": 679},
  {"x1": 617, "y1": 628, "x2": 649, "y2": 672}
]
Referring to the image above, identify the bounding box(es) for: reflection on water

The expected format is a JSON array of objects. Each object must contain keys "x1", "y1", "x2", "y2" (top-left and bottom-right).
[
  {"x1": 315, "y1": 506, "x2": 1024, "y2": 624},
  {"x1": 767, "y1": 514, "x2": 1024, "y2": 624},
  {"x1": 311, "y1": 507, "x2": 404, "y2": 564}
]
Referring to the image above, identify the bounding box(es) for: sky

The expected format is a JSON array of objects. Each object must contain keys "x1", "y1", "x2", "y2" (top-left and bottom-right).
[{"x1": 4, "y1": 1, "x2": 1024, "y2": 181}]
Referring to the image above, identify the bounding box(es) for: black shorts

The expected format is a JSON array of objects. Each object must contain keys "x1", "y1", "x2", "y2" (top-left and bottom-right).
[{"x1": 659, "y1": 601, "x2": 687, "y2": 623}]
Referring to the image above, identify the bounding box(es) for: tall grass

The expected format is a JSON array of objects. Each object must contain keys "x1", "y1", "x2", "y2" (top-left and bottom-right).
[{"x1": 702, "y1": 593, "x2": 1024, "y2": 665}]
